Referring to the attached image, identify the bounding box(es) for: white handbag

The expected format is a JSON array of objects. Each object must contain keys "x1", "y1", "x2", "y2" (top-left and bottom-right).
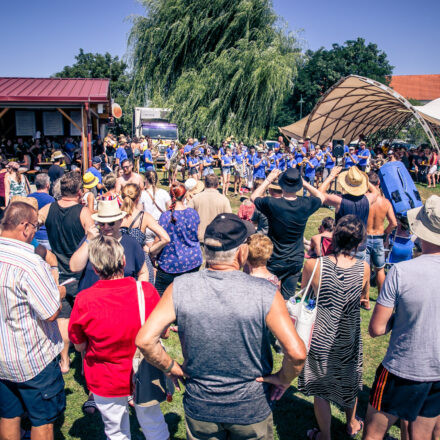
[{"x1": 286, "y1": 258, "x2": 322, "y2": 352}]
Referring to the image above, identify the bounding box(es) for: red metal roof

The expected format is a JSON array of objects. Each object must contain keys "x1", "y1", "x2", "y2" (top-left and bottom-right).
[
  {"x1": 0, "y1": 77, "x2": 110, "y2": 103},
  {"x1": 390, "y1": 74, "x2": 440, "y2": 101}
]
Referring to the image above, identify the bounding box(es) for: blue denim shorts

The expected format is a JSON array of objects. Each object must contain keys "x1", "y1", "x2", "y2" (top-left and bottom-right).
[
  {"x1": 0, "y1": 358, "x2": 66, "y2": 426},
  {"x1": 366, "y1": 236, "x2": 386, "y2": 269}
]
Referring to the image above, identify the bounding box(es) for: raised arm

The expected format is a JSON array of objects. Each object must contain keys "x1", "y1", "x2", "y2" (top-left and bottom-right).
[
  {"x1": 250, "y1": 169, "x2": 281, "y2": 202},
  {"x1": 302, "y1": 179, "x2": 325, "y2": 204},
  {"x1": 318, "y1": 166, "x2": 342, "y2": 209}
]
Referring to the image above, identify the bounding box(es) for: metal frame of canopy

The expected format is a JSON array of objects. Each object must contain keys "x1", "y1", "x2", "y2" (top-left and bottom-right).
[{"x1": 280, "y1": 75, "x2": 439, "y2": 151}]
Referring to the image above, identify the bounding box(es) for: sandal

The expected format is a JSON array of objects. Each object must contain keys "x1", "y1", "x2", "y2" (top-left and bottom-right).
[
  {"x1": 347, "y1": 416, "x2": 364, "y2": 438},
  {"x1": 307, "y1": 428, "x2": 320, "y2": 440},
  {"x1": 82, "y1": 395, "x2": 98, "y2": 415}
]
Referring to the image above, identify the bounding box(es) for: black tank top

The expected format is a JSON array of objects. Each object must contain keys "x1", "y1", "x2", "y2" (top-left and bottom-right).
[
  {"x1": 46, "y1": 202, "x2": 85, "y2": 276},
  {"x1": 335, "y1": 194, "x2": 369, "y2": 251}
]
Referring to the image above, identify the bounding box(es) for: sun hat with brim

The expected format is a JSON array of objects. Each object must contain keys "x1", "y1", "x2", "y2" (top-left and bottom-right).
[
  {"x1": 7, "y1": 161, "x2": 20, "y2": 170},
  {"x1": 51, "y1": 151, "x2": 64, "y2": 161},
  {"x1": 278, "y1": 168, "x2": 303, "y2": 193},
  {"x1": 185, "y1": 178, "x2": 197, "y2": 192},
  {"x1": 91, "y1": 199, "x2": 127, "y2": 223},
  {"x1": 268, "y1": 180, "x2": 282, "y2": 190},
  {"x1": 338, "y1": 167, "x2": 368, "y2": 196},
  {"x1": 190, "y1": 180, "x2": 205, "y2": 195},
  {"x1": 256, "y1": 146, "x2": 264, "y2": 153},
  {"x1": 83, "y1": 172, "x2": 99, "y2": 189},
  {"x1": 407, "y1": 195, "x2": 440, "y2": 246}
]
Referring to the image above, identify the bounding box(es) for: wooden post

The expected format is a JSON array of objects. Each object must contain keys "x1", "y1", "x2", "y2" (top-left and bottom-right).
[
  {"x1": 0, "y1": 108, "x2": 9, "y2": 119},
  {"x1": 56, "y1": 108, "x2": 82, "y2": 132},
  {"x1": 81, "y1": 106, "x2": 88, "y2": 171}
]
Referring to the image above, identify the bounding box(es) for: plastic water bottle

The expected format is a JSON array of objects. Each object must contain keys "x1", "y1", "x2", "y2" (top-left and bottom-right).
[{"x1": 306, "y1": 299, "x2": 316, "y2": 310}]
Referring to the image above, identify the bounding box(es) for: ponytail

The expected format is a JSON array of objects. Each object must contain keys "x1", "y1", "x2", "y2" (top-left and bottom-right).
[
  {"x1": 169, "y1": 183, "x2": 186, "y2": 225},
  {"x1": 120, "y1": 183, "x2": 141, "y2": 216}
]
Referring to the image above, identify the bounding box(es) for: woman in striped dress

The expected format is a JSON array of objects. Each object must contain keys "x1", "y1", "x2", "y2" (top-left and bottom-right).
[{"x1": 298, "y1": 214, "x2": 370, "y2": 440}]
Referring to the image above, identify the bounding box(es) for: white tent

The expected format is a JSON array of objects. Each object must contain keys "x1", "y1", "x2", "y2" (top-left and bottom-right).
[{"x1": 414, "y1": 98, "x2": 440, "y2": 131}]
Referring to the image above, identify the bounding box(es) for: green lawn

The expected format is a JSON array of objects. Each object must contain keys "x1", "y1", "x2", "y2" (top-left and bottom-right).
[{"x1": 56, "y1": 175, "x2": 436, "y2": 440}]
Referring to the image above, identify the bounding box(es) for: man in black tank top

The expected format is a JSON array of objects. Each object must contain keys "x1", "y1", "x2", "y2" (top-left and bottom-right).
[
  {"x1": 39, "y1": 172, "x2": 94, "y2": 374},
  {"x1": 319, "y1": 166, "x2": 378, "y2": 261}
]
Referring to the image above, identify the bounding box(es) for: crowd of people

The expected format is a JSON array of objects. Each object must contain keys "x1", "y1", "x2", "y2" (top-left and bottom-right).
[{"x1": 0, "y1": 130, "x2": 439, "y2": 440}]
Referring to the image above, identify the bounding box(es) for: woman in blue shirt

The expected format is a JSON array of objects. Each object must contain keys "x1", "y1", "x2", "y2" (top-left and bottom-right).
[
  {"x1": 344, "y1": 147, "x2": 358, "y2": 169},
  {"x1": 155, "y1": 183, "x2": 202, "y2": 295},
  {"x1": 187, "y1": 149, "x2": 200, "y2": 179},
  {"x1": 233, "y1": 146, "x2": 246, "y2": 195},
  {"x1": 202, "y1": 149, "x2": 215, "y2": 177},
  {"x1": 221, "y1": 147, "x2": 233, "y2": 196}
]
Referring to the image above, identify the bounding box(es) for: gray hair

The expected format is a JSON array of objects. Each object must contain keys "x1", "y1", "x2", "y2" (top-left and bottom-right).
[
  {"x1": 52, "y1": 178, "x2": 62, "y2": 200},
  {"x1": 204, "y1": 241, "x2": 239, "y2": 265},
  {"x1": 35, "y1": 173, "x2": 50, "y2": 190},
  {"x1": 88, "y1": 235, "x2": 125, "y2": 279}
]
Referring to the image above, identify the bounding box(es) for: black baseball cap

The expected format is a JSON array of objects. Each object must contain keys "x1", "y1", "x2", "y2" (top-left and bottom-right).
[
  {"x1": 204, "y1": 213, "x2": 255, "y2": 251},
  {"x1": 278, "y1": 167, "x2": 303, "y2": 193}
]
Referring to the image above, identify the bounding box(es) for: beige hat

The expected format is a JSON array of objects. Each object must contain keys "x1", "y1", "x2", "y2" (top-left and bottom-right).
[
  {"x1": 338, "y1": 166, "x2": 368, "y2": 196},
  {"x1": 407, "y1": 195, "x2": 440, "y2": 246},
  {"x1": 51, "y1": 151, "x2": 64, "y2": 161},
  {"x1": 10, "y1": 195, "x2": 38, "y2": 210},
  {"x1": 91, "y1": 199, "x2": 127, "y2": 223}
]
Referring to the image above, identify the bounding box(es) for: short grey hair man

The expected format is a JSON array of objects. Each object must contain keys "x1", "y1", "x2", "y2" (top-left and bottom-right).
[{"x1": 35, "y1": 173, "x2": 50, "y2": 191}]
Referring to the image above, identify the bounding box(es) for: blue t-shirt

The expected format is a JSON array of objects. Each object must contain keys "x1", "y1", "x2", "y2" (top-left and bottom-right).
[
  {"x1": 204, "y1": 156, "x2": 214, "y2": 168},
  {"x1": 78, "y1": 234, "x2": 145, "y2": 292},
  {"x1": 358, "y1": 148, "x2": 370, "y2": 166},
  {"x1": 246, "y1": 153, "x2": 256, "y2": 165},
  {"x1": 222, "y1": 155, "x2": 232, "y2": 168},
  {"x1": 188, "y1": 156, "x2": 199, "y2": 169},
  {"x1": 304, "y1": 158, "x2": 319, "y2": 178},
  {"x1": 158, "y1": 208, "x2": 203, "y2": 274},
  {"x1": 166, "y1": 148, "x2": 174, "y2": 159},
  {"x1": 276, "y1": 153, "x2": 286, "y2": 171},
  {"x1": 184, "y1": 144, "x2": 193, "y2": 155},
  {"x1": 115, "y1": 147, "x2": 128, "y2": 163},
  {"x1": 28, "y1": 192, "x2": 55, "y2": 241},
  {"x1": 295, "y1": 147, "x2": 306, "y2": 163},
  {"x1": 266, "y1": 155, "x2": 276, "y2": 172},
  {"x1": 315, "y1": 151, "x2": 323, "y2": 162},
  {"x1": 234, "y1": 153, "x2": 245, "y2": 164},
  {"x1": 324, "y1": 148, "x2": 335, "y2": 168},
  {"x1": 287, "y1": 158, "x2": 297, "y2": 169},
  {"x1": 86, "y1": 166, "x2": 102, "y2": 183},
  {"x1": 143, "y1": 149, "x2": 154, "y2": 170},
  {"x1": 253, "y1": 156, "x2": 267, "y2": 179},
  {"x1": 345, "y1": 154, "x2": 358, "y2": 168}
]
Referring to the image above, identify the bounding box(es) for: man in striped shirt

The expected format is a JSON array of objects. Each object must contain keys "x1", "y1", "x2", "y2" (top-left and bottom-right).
[{"x1": 0, "y1": 202, "x2": 65, "y2": 440}]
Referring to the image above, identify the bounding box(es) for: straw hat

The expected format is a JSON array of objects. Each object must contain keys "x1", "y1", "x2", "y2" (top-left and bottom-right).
[
  {"x1": 82, "y1": 172, "x2": 99, "y2": 189},
  {"x1": 185, "y1": 178, "x2": 205, "y2": 194},
  {"x1": 91, "y1": 199, "x2": 127, "y2": 223},
  {"x1": 7, "y1": 161, "x2": 20, "y2": 170},
  {"x1": 10, "y1": 195, "x2": 38, "y2": 210},
  {"x1": 407, "y1": 195, "x2": 440, "y2": 246},
  {"x1": 51, "y1": 151, "x2": 64, "y2": 161},
  {"x1": 338, "y1": 166, "x2": 368, "y2": 196}
]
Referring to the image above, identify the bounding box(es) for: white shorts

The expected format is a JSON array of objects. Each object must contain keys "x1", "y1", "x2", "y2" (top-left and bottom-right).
[{"x1": 428, "y1": 165, "x2": 437, "y2": 175}]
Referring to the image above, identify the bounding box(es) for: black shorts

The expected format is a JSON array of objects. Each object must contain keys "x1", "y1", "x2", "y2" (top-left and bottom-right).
[
  {"x1": 58, "y1": 275, "x2": 79, "y2": 319},
  {"x1": 0, "y1": 358, "x2": 66, "y2": 426},
  {"x1": 369, "y1": 363, "x2": 440, "y2": 421}
]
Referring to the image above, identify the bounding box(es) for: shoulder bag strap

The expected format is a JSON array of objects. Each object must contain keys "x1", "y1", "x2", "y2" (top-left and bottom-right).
[
  {"x1": 300, "y1": 258, "x2": 320, "y2": 304},
  {"x1": 314, "y1": 257, "x2": 323, "y2": 307},
  {"x1": 146, "y1": 189, "x2": 164, "y2": 214},
  {"x1": 136, "y1": 281, "x2": 146, "y2": 325}
]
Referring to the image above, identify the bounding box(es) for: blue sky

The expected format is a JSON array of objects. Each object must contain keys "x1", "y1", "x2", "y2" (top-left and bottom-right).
[{"x1": 1, "y1": 0, "x2": 438, "y2": 77}]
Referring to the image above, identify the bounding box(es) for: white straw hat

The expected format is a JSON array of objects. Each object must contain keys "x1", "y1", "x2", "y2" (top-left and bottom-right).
[{"x1": 91, "y1": 199, "x2": 127, "y2": 223}]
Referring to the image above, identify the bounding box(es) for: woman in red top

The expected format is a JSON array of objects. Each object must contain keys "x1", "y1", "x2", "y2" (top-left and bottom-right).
[{"x1": 68, "y1": 236, "x2": 169, "y2": 440}]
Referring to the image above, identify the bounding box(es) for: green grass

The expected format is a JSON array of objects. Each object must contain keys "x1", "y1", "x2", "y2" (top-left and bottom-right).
[{"x1": 56, "y1": 174, "x2": 437, "y2": 439}]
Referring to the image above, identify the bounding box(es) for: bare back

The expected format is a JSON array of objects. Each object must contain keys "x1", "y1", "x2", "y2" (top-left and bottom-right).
[{"x1": 367, "y1": 195, "x2": 391, "y2": 235}]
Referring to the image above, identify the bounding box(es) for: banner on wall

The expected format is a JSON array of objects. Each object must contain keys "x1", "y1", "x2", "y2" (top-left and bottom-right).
[
  {"x1": 15, "y1": 111, "x2": 36, "y2": 136},
  {"x1": 43, "y1": 111, "x2": 64, "y2": 135},
  {"x1": 70, "y1": 111, "x2": 82, "y2": 136}
]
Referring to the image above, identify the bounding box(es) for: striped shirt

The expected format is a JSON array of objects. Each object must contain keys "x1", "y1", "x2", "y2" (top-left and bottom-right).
[{"x1": 0, "y1": 237, "x2": 62, "y2": 382}]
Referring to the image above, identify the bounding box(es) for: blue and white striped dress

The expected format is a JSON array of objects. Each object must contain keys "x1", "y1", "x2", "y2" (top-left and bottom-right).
[{"x1": 298, "y1": 256, "x2": 364, "y2": 408}]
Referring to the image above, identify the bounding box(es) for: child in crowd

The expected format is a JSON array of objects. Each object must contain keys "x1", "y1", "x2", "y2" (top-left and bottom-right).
[
  {"x1": 247, "y1": 234, "x2": 279, "y2": 288},
  {"x1": 308, "y1": 216, "x2": 335, "y2": 257}
]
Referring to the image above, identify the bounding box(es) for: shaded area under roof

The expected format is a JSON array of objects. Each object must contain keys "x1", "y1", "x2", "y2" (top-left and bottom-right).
[
  {"x1": 0, "y1": 77, "x2": 110, "y2": 103},
  {"x1": 280, "y1": 75, "x2": 439, "y2": 151}
]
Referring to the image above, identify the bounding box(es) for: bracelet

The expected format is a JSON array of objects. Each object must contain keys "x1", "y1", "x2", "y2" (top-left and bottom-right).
[
  {"x1": 50, "y1": 266, "x2": 58, "y2": 270},
  {"x1": 163, "y1": 359, "x2": 174, "y2": 374}
]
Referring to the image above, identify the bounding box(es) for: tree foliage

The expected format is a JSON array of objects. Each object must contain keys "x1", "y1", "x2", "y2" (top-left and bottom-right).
[
  {"x1": 54, "y1": 49, "x2": 132, "y2": 133},
  {"x1": 128, "y1": 0, "x2": 300, "y2": 143},
  {"x1": 280, "y1": 38, "x2": 394, "y2": 125}
]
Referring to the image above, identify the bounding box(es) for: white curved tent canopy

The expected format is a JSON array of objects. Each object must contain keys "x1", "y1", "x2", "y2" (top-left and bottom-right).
[{"x1": 280, "y1": 75, "x2": 439, "y2": 150}]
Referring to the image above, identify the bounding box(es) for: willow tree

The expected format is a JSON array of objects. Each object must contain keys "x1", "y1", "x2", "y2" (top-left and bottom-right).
[{"x1": 128, "y1": 0, "x2": 300, "y2": 143}]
